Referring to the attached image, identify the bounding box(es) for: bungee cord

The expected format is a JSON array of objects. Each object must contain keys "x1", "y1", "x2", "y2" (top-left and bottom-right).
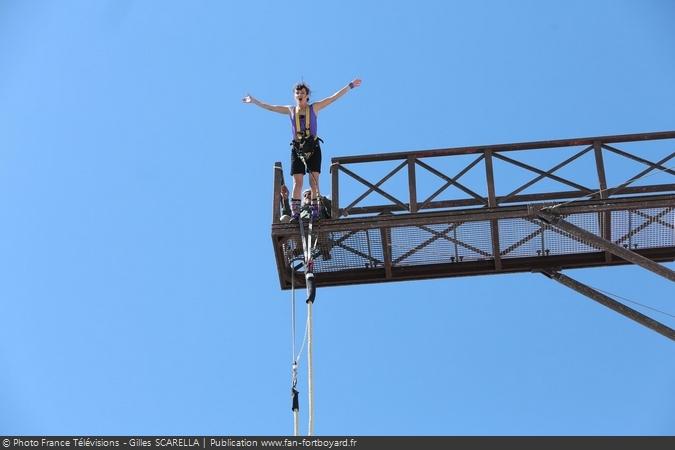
[{"x1": 286, "y1": 152, "x2": 321, "y2": 437}]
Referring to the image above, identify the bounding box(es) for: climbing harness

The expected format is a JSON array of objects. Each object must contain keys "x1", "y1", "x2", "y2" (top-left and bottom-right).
[
  {"x1": 291, "y1": 105, "x2": 324, "y2": 170},
  {"x1": 292, "y1": 135, "x2": 323, "y2": 163},
  {"x1": 293, "y1": 106, "x2": 321, "y2": 148}
]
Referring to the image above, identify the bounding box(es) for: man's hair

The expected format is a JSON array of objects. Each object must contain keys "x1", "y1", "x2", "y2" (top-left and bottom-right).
[{"x1": 294, "y1": 83, "x2": 311, "y2": 96}]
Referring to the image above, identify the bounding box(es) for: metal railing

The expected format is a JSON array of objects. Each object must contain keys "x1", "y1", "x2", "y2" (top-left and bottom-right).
[{"x1": 324, "y1": 130, "x2": 675, "y2": 219}]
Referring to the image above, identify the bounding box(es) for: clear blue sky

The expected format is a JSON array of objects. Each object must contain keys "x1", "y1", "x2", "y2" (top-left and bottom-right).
[{"x1": 1, "y1": 0, "x2": 674, "y2": 436}]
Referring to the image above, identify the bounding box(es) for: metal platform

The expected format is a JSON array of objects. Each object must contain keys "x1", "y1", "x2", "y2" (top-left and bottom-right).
[{"x1": 271, "y1": 131, "x2": 675, "y2": 290}]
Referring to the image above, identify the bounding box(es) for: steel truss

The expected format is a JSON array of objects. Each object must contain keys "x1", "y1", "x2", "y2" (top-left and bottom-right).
[{"x1": 271, "y1": 131, "x2": 675, "y2": 339}]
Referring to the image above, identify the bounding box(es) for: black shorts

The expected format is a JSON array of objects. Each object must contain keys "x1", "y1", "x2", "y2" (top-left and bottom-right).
[{"x1": 291, "y1": 145, "x2": 322, "y2": 175}]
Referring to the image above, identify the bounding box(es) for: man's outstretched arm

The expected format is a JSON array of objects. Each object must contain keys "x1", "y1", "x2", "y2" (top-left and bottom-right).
[
  {"x1": 312, "y1": 79, "x2": 362, "y2": 113},
  {"x1": 242, "y1": 94, "x2": 289, "y2": 114}
]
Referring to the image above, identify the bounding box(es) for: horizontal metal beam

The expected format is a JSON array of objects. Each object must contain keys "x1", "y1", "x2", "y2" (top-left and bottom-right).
[
  {"x1": 277, "y1": 247, "x2": 675, "y2": 290},
  {"x1": 272, "y1": 194, "x2": 675, "y2": 236},
  {"x1": 541, "y1": 270, "x2": 675, "y2": 341},
  {"x1": 332, "y1": 131, "x2": 675, "y2": 164},
  {"x1": 537, "y1": 210, "x2": 675, "y2": 282},
  {"x1": 335, "y1": 184, "x2": 675, "y2": 217}
]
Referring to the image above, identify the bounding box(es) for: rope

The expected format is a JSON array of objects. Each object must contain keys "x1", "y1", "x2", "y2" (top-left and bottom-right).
[
  {"x1": 542, "y1": 160, "x2": 675, "y2": 212},
  {"x1": 295, "y1": 315, "x2": 310, "y2": 362},
  {"x1": 298, "y1": 190, "x2": 317, "y2": 436},
  {"x1": 307, "y1": 300, "x2": 314, "y2": 436},
  {"x1": 292, "y1": 361, "x2": 299, "y2": 436},
  {"x1": 291, "y1": 266, "x2": 296, "y2": 363},
  {"x1": 289, "y1": 136, "x2": 324, "y2": 436},
  {"x1": 590, "y1": 284, "x2": 675, "y2": 319},
  {"x1": 288, "y1": 229, "x2": 314, "y2": 437},
  {"x1": 294, "y1": 154, "x2": 322, "y2": 262},
  {"x1": 297, "y1": 154, "x2": 321, "y2": 196},
  {"x1": 290, "y1": 265, "x2": 299, "y2": 436}
]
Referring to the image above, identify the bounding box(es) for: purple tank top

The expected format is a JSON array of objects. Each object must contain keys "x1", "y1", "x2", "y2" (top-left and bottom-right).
[{"x1": 290, "y1": 104, "x2": 317, "y2": 139}]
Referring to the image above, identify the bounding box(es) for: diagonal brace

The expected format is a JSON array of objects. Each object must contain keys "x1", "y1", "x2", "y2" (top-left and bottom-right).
[
  {"x1": 418, "y1": 224, "x2": 492, "y2": 258},
  {"x1": 343, "y1": 160, "x2": 408, "y2": 214},
  {"x1": 541, "y1": 270, "x2": 675, "y2": 341},
  {"x1": 614, "y1": 208, "x2": 672, "y2": 247},
  {"x1": 536, "y1": 209, "x2": 675, "y2": 282},
  {"x1": 493, "y1": 152, "x2": 594, "y2": 194},
  {"x1": 338, "y1": 165, "x2": 409, "y2": 211}
]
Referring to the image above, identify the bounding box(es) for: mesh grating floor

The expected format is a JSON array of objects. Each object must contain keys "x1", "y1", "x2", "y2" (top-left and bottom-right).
[
  {"x1": 612, "y1": 208, "x2": 675, "y2": 250},
  {"x1": 499, "y1": 213, "x2": 600, "y2": 258},
  {"x1": 391, "y1": 222, "x2": 493, "y2": 266},
  {"x1": 282, "y1": 228, "x2": 385, "y2": 273},
  {"x1": 280, "y1": 207, "x2": 675, "y2": 274}
]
